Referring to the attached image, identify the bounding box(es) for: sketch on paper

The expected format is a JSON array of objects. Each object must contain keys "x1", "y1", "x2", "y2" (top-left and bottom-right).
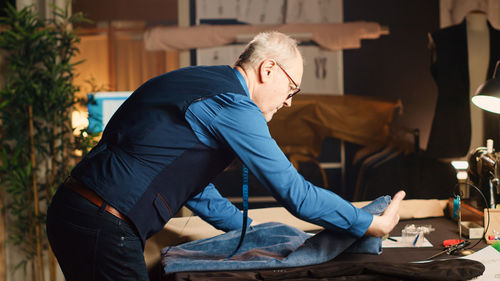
[
  {"x1": 196, "y1": 0, "x2": 285, "y2": 24},
  {"x1": 196, "y1": 45, "x2": 247, "y2": 66},
  {"x1": 299, "y1": 46, "x2": 343, "y2": 95},
  {"x1": 286, "y1": 0, "x2": 342, "y2": 23}
]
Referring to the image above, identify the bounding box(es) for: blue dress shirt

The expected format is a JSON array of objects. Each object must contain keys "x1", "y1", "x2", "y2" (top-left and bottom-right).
[{"x1": 184, "y1": 68, "x2": 372, "y2": 238}]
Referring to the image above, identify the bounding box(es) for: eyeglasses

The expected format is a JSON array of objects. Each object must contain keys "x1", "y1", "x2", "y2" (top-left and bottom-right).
[{"x1": 276, "y1": 62, "x2": 301, "y2": 99}]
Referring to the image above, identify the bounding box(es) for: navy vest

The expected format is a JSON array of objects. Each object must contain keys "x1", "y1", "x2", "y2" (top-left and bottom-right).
[{"x1": 71, "y1": 65, "x2": 246, "y2": 243}]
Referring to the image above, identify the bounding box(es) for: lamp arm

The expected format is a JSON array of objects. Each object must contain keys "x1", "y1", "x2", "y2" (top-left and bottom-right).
[{"x1": 493, "y1": 60, "x2": 500, "y2": 78}]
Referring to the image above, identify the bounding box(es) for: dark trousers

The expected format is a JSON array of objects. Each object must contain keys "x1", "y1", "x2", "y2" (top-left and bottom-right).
[{"x1": 46, "y1": 185, "x2": 150, "y2": 281}]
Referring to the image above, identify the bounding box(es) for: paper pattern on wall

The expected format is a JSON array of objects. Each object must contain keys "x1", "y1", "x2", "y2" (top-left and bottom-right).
[
  {"x1": 192, "y1": 0, "x2": 344, "y2": 95},
  {"x1": 196, "y1": 45, "x2": 247, "y2": 66},
  {"x1": 196, "y1": 0, "x2": 285, "y2": 24},
  {"x1": 286, "y1": 0, "x2": 342, "y2": 24},
  {"x1": 299, "y1": 46, "x2": 343, "y2": 95},
  {"x1": 196, "y1": 0, "x2": 243, "y2": 21},
  {"x1": 239, "y1": 0, "x2": 285, "y2": 24}
]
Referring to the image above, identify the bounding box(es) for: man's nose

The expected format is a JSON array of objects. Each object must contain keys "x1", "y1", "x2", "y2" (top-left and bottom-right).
[{"x1": 284, "y1": 98, "x2": 292, "y2": 107}]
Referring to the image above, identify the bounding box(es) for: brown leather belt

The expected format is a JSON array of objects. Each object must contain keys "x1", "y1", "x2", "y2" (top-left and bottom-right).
[{"x1": 65, "y1": 176, "x2": 129, "y2": 222}]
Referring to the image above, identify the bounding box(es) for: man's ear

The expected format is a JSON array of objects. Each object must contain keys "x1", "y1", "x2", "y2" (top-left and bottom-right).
[{"x1": 258, "y1": 59, "x2": 276, "y2": 83}]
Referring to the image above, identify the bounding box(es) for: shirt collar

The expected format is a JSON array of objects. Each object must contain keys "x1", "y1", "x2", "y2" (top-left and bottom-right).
[{"x1": 233, "y1": 68, "x2": 250, "y2": 97}]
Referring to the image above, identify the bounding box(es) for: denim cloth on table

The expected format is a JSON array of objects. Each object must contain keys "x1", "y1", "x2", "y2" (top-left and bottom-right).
[{"x1": 161, "y1": 195, "x2": 391, "y2": 273}]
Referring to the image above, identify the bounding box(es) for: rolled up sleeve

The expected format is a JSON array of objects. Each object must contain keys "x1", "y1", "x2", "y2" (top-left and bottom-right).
[{"x1": 185, "y1": 183, "x2": 252, "y2": 232}]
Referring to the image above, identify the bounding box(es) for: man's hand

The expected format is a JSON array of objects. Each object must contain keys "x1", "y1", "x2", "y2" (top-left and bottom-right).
[{"x1": 365, "y1": 190, "x2": 406, "y2": 237}]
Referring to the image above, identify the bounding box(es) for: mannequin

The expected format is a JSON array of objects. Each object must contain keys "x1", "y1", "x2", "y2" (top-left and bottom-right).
[
  {"x1": 466, "y1": 11, "x2": 488, "y2": 153},
  {"x1": 426, "y1": 12, "x2": 500, "y2": 159}
]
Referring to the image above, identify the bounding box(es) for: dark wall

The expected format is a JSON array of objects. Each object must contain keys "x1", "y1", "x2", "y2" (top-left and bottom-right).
[
  {"x1": 341, "y1": 1, "x2": 459, "y2": 200},
  {"x1": 0, "y1": 0, "x2": 15, "y2": 17},
  {"x1": 72, "y1": 0, "x2": 178, "y2": 25},
  {"x1": 344, "y1": 0, "x2": 440, "y2": 150}
]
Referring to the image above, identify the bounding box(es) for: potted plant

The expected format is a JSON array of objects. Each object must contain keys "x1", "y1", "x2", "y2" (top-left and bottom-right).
[{"x1": 0, "y1": 3, "x2": 91, "y2": 280}]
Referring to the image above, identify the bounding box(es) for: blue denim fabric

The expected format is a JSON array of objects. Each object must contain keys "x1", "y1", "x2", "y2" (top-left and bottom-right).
[
  {"x1": 161, "y1": 196, "x2": 390, "y2": 273},
  {"x1": 46, "y1": 187, "x2": 149, "y2": 281}
]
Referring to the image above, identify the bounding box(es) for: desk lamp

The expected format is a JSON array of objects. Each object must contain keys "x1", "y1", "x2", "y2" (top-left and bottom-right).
[
  {"x1": 470, "y1": 60, "x2": 500, "y2": 209},
  {"x1": 472, "y1": 60, "x2": 500, "y2": 114}
]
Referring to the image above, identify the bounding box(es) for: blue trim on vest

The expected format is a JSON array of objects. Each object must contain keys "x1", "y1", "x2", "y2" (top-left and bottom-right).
[{"x1": 71, "y1": 65, "x2": 246, "y2": 243}]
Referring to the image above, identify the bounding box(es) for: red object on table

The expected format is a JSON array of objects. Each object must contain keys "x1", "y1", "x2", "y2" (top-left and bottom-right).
[{"x1": 443, "y1": 239, "x2": 464, "y2": 247}]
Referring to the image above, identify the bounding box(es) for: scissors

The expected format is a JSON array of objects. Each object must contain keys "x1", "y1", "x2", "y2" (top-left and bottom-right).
[{"x1": 427, "y1": 240, "x2": 470, "y2": 260}]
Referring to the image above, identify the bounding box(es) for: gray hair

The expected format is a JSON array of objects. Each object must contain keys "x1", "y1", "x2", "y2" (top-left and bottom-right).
[{"x1": 234, "y1": 31, "x2": 301, "y2": 70}]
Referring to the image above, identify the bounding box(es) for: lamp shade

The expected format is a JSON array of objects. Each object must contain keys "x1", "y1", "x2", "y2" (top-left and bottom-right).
[{"x1": 472, "y1": 61, "x2": 500, "y2": 114}]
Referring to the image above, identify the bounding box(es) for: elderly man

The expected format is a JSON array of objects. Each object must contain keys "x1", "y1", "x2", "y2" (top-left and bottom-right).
[{"x1": 46, "y1": 31, "x2": 405, "y2": 281}]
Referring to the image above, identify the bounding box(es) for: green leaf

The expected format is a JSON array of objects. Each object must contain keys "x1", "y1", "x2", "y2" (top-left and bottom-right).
[{"x1": 0, "y1": 1, "x2": 92, "y2": 272}]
